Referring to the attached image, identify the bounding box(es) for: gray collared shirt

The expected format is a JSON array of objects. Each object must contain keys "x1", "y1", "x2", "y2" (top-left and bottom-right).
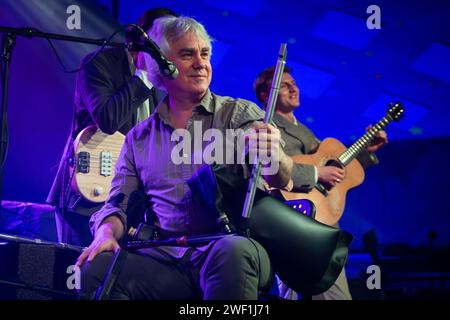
[
  {"x1": 272, "y1": 113, "x2": 320, "y2": 191},
  {"x1": 89, "y1": 90, "x2": 266, "y2": 256}
]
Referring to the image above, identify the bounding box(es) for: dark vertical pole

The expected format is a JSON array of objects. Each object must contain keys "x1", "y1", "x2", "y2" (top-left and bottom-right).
[
  {"x1": 112, "y1": 0, "x2": 119, "y2": 21},
  {"x1": 0, "y1": 33, "x2": 16, "y2": 213}
]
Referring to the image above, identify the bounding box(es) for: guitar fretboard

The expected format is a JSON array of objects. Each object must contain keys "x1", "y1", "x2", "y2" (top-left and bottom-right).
[{"x1": 338, "y1": 115, "x2": 393, "y2": 166}]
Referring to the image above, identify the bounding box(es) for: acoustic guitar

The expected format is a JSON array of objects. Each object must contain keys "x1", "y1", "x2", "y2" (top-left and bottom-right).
[
  {"x1": 278, "y1": 102, "x2": 405, "y2": 226},
  {"x1": 71, "y1": 126, "x2": 125, "y2": 203}
]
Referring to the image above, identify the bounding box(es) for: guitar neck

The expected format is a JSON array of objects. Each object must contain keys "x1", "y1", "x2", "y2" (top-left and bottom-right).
[{"x1": 338, "y1": 114, "x2": 393, "y2": 166}]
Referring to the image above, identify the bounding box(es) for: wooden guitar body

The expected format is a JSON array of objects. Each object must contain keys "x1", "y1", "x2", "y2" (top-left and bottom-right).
[
  {"x1": 281, "y1": 138, "x2": 365, "y2": 226},
  {"x1": 71, "y1": 126, "x2": 125, "y2": 203},
  {"x1": 274, "y1": 101, "x2": 405, "y2": 225}
]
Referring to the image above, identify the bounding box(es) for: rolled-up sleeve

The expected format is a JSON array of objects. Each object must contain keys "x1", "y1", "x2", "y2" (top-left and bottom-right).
[
  {"x1": 89, "y1": 133, "x2": 140, "y2": 236},
  {"x1": 230, "y1": 101, "x2": 319, "y2": 191},
  {"x1": 291, "y1": 163, "x2": 317, "y2": 191}
]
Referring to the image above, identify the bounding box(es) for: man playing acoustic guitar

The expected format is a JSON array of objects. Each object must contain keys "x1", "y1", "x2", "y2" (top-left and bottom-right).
[{"x1": 253, "y1": 66, "x2": 388, "y2": 300}]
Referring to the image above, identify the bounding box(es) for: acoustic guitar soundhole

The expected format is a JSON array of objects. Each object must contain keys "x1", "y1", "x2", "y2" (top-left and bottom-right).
[
  {"x1": 315, "y1": 159, "x2": 344, "y2": 193},
  {"x1": 325, "y1": 159, "x2": 343, "y2": 169}
]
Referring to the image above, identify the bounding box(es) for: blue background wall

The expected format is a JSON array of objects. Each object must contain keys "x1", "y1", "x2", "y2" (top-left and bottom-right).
[{"x1": 1, "y1": 0, "x2": 449, "y2": 250}]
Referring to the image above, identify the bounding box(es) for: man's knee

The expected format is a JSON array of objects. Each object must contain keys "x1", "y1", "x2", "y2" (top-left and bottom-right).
[
  {"x1": 212, "y1": 236, "x2": 273, "y2": 285},
  {"x1": 214, "y1": 236, "x2": 262, "y2": 263},
  {"x1": 205, "y1": 236, "x2": 273, "y2": 296}
]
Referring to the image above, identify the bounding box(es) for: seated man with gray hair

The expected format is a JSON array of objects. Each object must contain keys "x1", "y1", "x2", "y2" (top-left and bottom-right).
[{"x1": 76, "y1": 15, "x2": 297, "y2": 300}]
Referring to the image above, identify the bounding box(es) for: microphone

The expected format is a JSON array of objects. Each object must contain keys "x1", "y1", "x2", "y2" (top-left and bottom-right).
[{"x1": 127, "y1": 29, "x2": 179, "y2": 80}]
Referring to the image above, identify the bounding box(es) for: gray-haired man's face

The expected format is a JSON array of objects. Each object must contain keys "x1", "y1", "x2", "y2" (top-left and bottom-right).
[{"x1": 163, "y1": 32, "x2": 212, "y2": 100}]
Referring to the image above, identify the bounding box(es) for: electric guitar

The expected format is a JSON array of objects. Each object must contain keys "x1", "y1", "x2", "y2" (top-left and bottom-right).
[
  {"x1": 71, "y1": 126, "x2": 125, "y2": 203},
  {"x1": 277, "y1": 102, "x2": 405, "y2": 226}
]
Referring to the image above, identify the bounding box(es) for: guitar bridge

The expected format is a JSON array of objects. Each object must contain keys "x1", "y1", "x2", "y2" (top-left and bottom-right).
[
  {"x1": 77, "y1": 152, "x2": 90, "y2": 173},
  {"x1": 100, "y1": 151, "x2": 113, "y2": 176}
]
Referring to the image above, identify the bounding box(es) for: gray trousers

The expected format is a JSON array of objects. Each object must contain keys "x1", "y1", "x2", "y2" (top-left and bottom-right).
[
  {"x1": 312, "y1": 269, "x2": 352, "y2": 300},
  {"x1": 80, "y1": 235, "x2": 273, "y2": 300}
]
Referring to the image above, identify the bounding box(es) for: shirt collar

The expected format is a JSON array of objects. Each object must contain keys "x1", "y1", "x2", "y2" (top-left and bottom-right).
[
  {"x1": 273, "y1": 112, "x2": 297, "y2": 128},
  {"x1": 197, "y1": 89, "x2": 214, "y2": 114},
  {"x1": 154, "y1": 89, "x2": 214, "y2": 126}
]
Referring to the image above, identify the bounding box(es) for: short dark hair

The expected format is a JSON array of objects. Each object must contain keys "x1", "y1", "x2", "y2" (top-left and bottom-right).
[
  {"x1": 253, "y1": 65, "x2": 292, "y2": 105},
  {"x1": 125, "y1": 7, "x2": 178, "y2": 42}
]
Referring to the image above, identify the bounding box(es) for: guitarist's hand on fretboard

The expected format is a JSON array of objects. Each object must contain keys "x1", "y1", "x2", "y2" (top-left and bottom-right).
[
  {"x1": 282, "y1": 102, "x2": 404, "y2": 226},
  {"x1": 317, "y1": 166, "x2": 345, "y2": 188},
  {"x1": 365, "y1": 125, "x2": 388, "y2": 153}
]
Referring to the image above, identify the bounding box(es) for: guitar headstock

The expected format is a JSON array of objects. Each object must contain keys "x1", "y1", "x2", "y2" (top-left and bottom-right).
[{"x1": 387, "y1": 101, "x2": 405, "y2": 122}]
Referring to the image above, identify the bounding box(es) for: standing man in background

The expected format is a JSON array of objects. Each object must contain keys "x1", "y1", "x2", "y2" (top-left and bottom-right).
[
  {"x1": 253, "y1": 66, "x2": 388, "y2": 300},
  {"x1": 47, "y1": 8, "x2": 177, "y2": 247}
]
